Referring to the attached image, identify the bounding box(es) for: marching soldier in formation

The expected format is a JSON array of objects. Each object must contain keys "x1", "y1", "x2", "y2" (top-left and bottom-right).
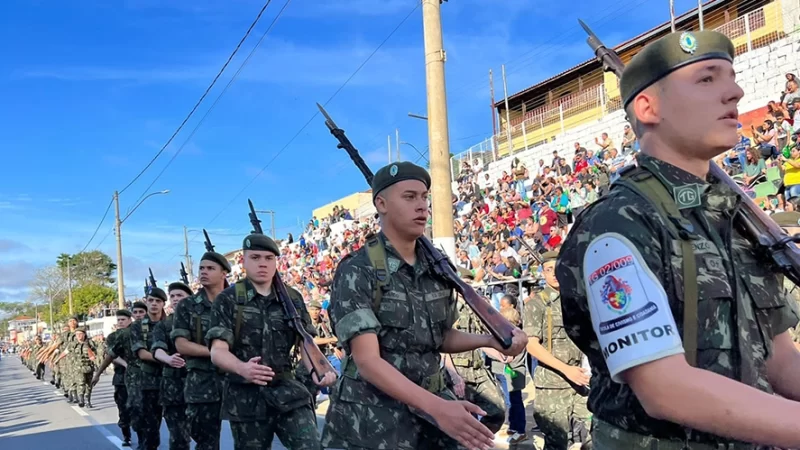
[
  {"x1": 320, "y1": 162, "x2": 527, "y2": 450},
  {"x1": 93, "y1": 309, "x2": 134, "y2": 447},
  {"x1": 557, "y1": 30, "x2": 800, "y2": 449},
  {"x1": 130, "y1": 287, "x2": 167, "y2": 450},
  {"x1": 152, "y1": 281, "x2": 193, "y2": 450},
  {"x1": 66, "y1": 327, "x2": 97, "y2": 408},
  {"x1": 524, "y1": 250, "x2": 591, "y2": 450},
  {"x1": 445, "y1": 295, "x2": 507, "y2": 436},
  {"x1": 208, "y1": 233, "x2": 335, "y2": 449},
  {"x1": 50, "y1": 316, "x2": 79, "y2": 402},
  {"x1": 172, "y1": 248, "x2": 231, "y2": 450}
]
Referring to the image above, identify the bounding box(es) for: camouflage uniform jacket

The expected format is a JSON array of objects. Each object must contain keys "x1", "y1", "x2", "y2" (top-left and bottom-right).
[
  {"x1": 321, "y1": 233, "x2": 458, "y2": 449},
  {"x1": 105, "y1": 330, "x2": 127, "y2": 386},
  {"x1": 523, "y1": 285, "x2": 584, "y2": 389},
  {"x1": 314, "y1": 316, "x2": 336, "y2": 357},
  {"x1": 108, "y1": 327, "x2": 141, "y2": 394},
  {"x1": 451, "y1": 300, "x2": 490, "y2": 383},
  {"x1": 556, "y1": 154, "x2": 799, "y2": 443},
  {"x1": 151, "y1": 314, "x2": 187, "y2": 406},
  {"x1": 207, "y1": 278, "x2": 316, "y2": 422},
  {"x1": 130, "y1": 316, "x2": 162, "y2": 391},
  {"x1": 68, "y1": 339, "x2": 97, "y2": 374},
  {"x1": 171, "y1": 288, "x2": 222, "y2": 404}
]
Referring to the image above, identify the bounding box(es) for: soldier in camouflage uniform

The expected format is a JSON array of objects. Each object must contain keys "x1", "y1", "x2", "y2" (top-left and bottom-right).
[
  {"x1": 51, "y1": 316, "x2": 79, "y2": 402},
  {"x1": 446, "y1": 298, "x2": 506, "y2": 435},
  {"x1": 524, "y1": 251, "x2": 591, "y2": 450},
  {"x1": 130, "y1": 288, "x2": 167, "y2": 450},
  {"x1": 31, "y1": 336, "x2": 45, "y2": 379},
  {"x1": 771, "y1": 212, "x2": 800, "y2": 350},
  {"x1": 172, "y1": 249, "x2": 231, "y2": 450},
  {"x1": 152, "y1": 281, "x2": 193, "y2": 450},
  {"x1": 320, "y1": 162, "x2": 527, "y2": 450},
  {"x1": 68, "y1": 327, "x2": 97, "y2": 408},
  {"x1": 93, "y1": 309, "x2": 134, "y2": 447},
  {"x1": 556, "y1": 31, "x2": 800, "y2": 449},
  {"x1": 208, "y1": 233, "x2": 335, "y2": 449}
]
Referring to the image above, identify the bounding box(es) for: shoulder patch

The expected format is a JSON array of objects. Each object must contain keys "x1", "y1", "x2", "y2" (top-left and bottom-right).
[{"x1": 583, "y1": 232, "x2": 684, "y2": 383}]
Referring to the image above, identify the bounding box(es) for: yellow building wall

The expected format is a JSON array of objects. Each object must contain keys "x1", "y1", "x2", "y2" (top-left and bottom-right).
[{"x1": 312, "y1": 192, "x2": 372, "y2": 219}]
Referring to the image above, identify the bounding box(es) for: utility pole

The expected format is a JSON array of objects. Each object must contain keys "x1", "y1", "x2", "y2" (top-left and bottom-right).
[
  {"x1": 670, "y1": 0, "x2": 676, "y2": 32},
  {"x1": 184, "y1": 226, "x2": 194, "y2": 282},
  {"x1": 501, "y1": 64, "x2": 513, "y2": 155},
  {"x1": 48, "y1": 293, "x2": 54, "y2": 331},
  {"x1": 256, "y1": 210, "x2": 277, "y2": 239},
  {"x1": 697, "y1": 0, "x2": 704, "y2": 30},
  {"x1": 489, "y1": 69, "x2": 498, "y2": 160},
  {"x1": 421, "y1": 0, "x2": 456, "y2": 260},
  {"x1": 388, "y1": 135, "x2": 392, "y2": 163},
  {"x1": 396, "y1": 128, "x2": 401, "y2": 161},
  {"x1": 67, "y1": 259, "x2": 73, "y2": 315},
  {"x1": 114, "y1": 191, "x2": 125, "y2": 309}
]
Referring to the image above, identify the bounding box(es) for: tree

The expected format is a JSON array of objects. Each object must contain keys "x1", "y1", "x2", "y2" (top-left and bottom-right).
[
  {"x1": 57, "y1": 284, "x2": 116, "y2": 319},
  {"x1": 56, "y1": 250, "x2": 116, "y2": 287}
]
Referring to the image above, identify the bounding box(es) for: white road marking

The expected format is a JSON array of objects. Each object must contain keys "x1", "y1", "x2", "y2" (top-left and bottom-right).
[
  {"x1": 54, "y1": 391, "x2": 62, "y2": 396},
  {"x1": 43, "y1": 381, "x2": 50, "y2": 385},
  {"x1": 104, "y1": 435, "x2": 125, "y2": 450},
  {"x1": 71, "y1": 405, "x2": 89, "y2": 416}
]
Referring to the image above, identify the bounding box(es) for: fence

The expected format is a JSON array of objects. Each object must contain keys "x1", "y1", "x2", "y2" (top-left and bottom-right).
[{"x1": 452, "y1": 0, "x2": 790, "y2": 172}]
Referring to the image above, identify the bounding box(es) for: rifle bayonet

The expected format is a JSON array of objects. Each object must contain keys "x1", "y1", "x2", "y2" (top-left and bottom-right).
[
  {"x1": 203, "y1": 229, "x2": 215, "y2": 253},
  {"x1": 180, "y1": 263, "x2": 189, "y2": 284}
]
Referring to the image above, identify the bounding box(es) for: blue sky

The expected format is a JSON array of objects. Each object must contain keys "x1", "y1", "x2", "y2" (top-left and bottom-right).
[{"x1": 0, "y1": 0, "x2": 703, "y2": 304}]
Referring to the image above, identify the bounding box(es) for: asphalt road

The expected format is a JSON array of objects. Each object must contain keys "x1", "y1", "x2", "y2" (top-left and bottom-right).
[{"x1": 0, "y1": 354, "x2": 533, "y2": 449}]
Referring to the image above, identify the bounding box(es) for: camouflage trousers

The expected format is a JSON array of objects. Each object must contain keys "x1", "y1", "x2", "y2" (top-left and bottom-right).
[
  {"x1": 135, "y1": 390, "x2": 163, "y2": 450},
  {"x1": 458, "y1": 368, "x2": 506, "y2": 434},
  {"x1": 186, "y1": 402, "x2": 222, "y2": 450},
  {"x1": 113, "y1": 385, "x2": 131, "y2": 436},
  {"x1": 591, "y1": 419, "x2": 761, "y2": 450},
  {"x1": 163, "y1": 404, "x2": 191, "y2": 450},
  {"x1": 230, "y1": 405, "x2": 320, "y2": 450},
  {"x1": 534, "y1": 387, "x2": 591, "y2": 450},
  {"x1": 74, "y1": 371, "x2": 93, "y2": 397}
]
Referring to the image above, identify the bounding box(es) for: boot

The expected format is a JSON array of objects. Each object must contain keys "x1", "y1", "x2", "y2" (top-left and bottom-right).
[
  {"x1": 136, "y1": 431, "x2": 145, "y2": 450},
  {"x1": 121, "y1": 427, "x2": 132, "y2": 447},
  {"x1": 86, "y1": 396, "x2": 92, "y2": 409},
  {"x1": 70, "y1": 391, "x2": 78, "y2": 404},
  {"x1": 78, "y1": 394, "x2": 85, "y2": 408}
]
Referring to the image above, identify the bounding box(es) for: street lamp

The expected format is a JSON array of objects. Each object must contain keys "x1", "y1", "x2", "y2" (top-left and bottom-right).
[{"x1": 114, "y1": 189, "x2": 170, "y2": 309}]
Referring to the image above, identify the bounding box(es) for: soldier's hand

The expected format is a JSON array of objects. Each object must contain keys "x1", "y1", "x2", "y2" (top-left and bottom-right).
[
  {"x1": 167, "y1": 353, "x2": 186, "y2": 368},
  {"x1": 312, "y1": 370, "x2": 337, "y2": 387},
  {"x1": 564, "y1": 366, "x2": 590, "y2": 387},
  {"x1": 237, "y1": 357, "x2": 274, "y2": 385},
  {"x1": 449, "y1": 370, "x2": 466, "y2": 398},
  {"x1": 496, "y1": 328, "x2": 528, "y2": 357},
  {"x1": 428, "y1": 399, "x2": 495, "y2": 450}
]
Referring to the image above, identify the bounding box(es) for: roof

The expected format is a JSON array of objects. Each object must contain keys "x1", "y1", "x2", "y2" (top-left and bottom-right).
[
  {"x1": 11, "y1": 315, "x2": 34, "y2": 321},
  {"x1": 496, "y1": 0, "x2": 734, "y2": 108}
]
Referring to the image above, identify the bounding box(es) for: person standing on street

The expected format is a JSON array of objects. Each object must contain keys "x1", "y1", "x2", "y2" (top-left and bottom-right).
[
  {"x1": 320, "y1": 162, "x2": 527, "y2": 450},
  {"x1": 93, "y1": 309, "x2": 134, "y2": 446},
  {"x1": 556, "y1": 30, "x2": 800, "y2": 449},
  {"x1": 208, "y1": 233, "x2": 335, "y2": 450},
  {"x1": 130, "y1": 288, "x2": 167, "y2": 450},
  {"x1": 152, "y1": 281, "x2": 193, "y2": 450},
  {"x1": 524, "y1": 250, "x2": 591, "y2": 450},
  {"x1": 172, "y1": 249, "x2": 230, "y2": 450}
]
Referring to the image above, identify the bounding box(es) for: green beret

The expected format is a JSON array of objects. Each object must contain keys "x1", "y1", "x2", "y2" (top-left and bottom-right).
[
  {"x1": 74, "y1": 327, "x2": 86, "y2": 334},
  {"x1": 372, "y1": 161, "x2": 431, "y2": 202},
  {"x1": 201, "y1": 251, "x2": 231, "y2": 272},
  {"x1": 116, "y1": 309, "x2": 132, "y2": 318},
  {"x1": 308, "y1": 300, "x2": 322, "y2": 310},
  {"x1": 542, "y1": 251, "x2": 559, "y2": 263},
  {"x1": 68, "y1": 315, "x2": 79, "y2": 322},
  {"x1": 132, "y1": 301, "x2": 148, "y2": 311},
  {"x1": 621, "y1": 30, "x2": 734, "y2": 108},
  {"x1": 243, "y1": 234, "x2": 280, "y2": 256},
  {"x1": 167, "y1": 282, "x2": 194, "y2": 297},
  {"x1": 772, "y1": 211, "x2": 800, "y2": 228},
  {"x1": 147, "y1": 287, "x2": 167, "y2": 302}
]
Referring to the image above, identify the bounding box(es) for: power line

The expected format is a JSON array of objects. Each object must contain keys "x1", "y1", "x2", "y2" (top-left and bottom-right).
[
  {"x1": 117, "y1": 0, "x2": 276, "y2": 196},
  {"x1": 78, "y1": 197, "x2": 114, "y2": 253},
  {"x1": 200, "y1": 1, "x2": 422, "y2": 230}
]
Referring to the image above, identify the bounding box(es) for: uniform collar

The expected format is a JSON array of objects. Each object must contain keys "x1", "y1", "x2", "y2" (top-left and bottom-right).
[{"x1": 379, "y1": 231, "x2": 428, "y2": 275}]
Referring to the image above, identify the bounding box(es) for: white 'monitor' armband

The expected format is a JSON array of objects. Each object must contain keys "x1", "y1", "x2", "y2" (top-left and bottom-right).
[{"x1": 583, "y1": 233, "x2": 684, "y2": 383}]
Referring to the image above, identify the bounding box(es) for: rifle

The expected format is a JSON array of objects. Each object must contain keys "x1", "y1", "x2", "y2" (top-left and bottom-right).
[
  {"x1": 317, "y1": 103, "x2": 516, "y2": 349},
  {"x1": 144, "y1": 278, "x2": 150, "y2": 297},
  {"x1": 180, "y1": 263, "x2": 190, "y2": 285},
  {"x1": 247, "y1": 199, "x2": 336, "y2": 380},
  {"x1": 579, "y1": 19, "x2": 800, "y2": 286},
  {"x1": 203, "y1": 229, "x2": 215, "y2": 252},
  {"x1": 517, "y1": 237, "x2": 543, "y2": 266},
  {"x1": 149, "y1": 269, "x2": 158, "y2": 288}
]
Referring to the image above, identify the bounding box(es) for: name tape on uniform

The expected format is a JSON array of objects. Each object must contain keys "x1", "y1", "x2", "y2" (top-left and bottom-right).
[{"x1": 583, "y1": 233, "x2": 684, "y2": 383}]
